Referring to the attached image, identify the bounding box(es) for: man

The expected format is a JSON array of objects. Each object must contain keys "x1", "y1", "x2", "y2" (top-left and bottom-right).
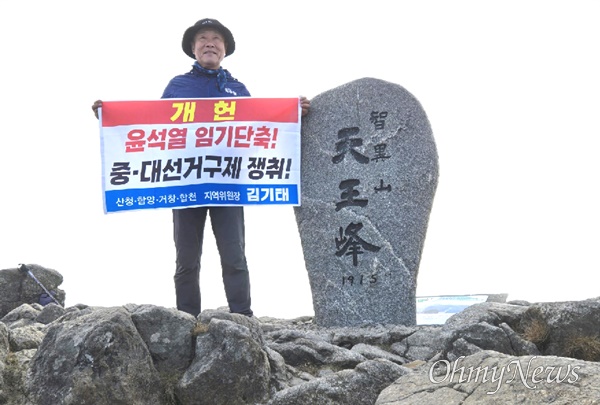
[{"x1": 93, "y1": 18, "x2": 310, "y2": 317}]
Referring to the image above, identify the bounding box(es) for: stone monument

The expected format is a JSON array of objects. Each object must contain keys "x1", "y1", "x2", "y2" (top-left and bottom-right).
[{"x1": 294, "y1": 77, "x2": 438, "y2": 327}]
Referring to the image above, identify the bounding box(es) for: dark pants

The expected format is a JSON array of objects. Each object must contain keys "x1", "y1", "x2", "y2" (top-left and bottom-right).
[{"x1": 173, "y1": 206, "x2": 252, "y2": 317}]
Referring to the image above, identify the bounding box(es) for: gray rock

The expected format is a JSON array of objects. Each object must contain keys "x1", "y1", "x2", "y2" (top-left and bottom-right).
[
  {"x1": 351, "y1": 343, "x2": 407, "y2": 364},
  {"x1": 446, "y1": 322, "x2": 514, "y2": 361},
  {"x1": 391, "y1": 326, "x2": 446, "y2": 362},
  {"x1": 264, "y1": 345, "x2": 297, "y2": 392},
  {"x1": 376, "y1": 350, "x2": 600, "y2": 404},
  {"x1": 329, "y1": 324, "x2": 416, "y2": 348},
  {"x1": 499, "y1": 322, "x2": 540, "y2": 356},
  {"x1": 270, "y1": 359, "x2": 410, "y2": 405},
  {"x1": 0, "y1": 265, "x2": 65, "y2": 318},
  {"x1": 518, "y1": 299, "x2": 600, "y2": 360},
  {"x1": 1, "y1": 304, "x2": 41, "y2": 327},
  {"x1": 8, "y1": 325, "x2": 45, "y2": 352},
  {"x1": 0, "y1": 323, "x2": 7, "y2": 403},
  {"x1": 2, "y1": 264, "x2": 600, "y2": 405},
  {"x1": 35, "y1": 303, "x2": 66, "y2": 325},
  {"x1": 0, "y1": 348, "x2": 36, "y2": 405},
  {"x1": 443, "y1": 302, "x2": 528, "y2": 331},
  {"x1": 128, "y1": 304, "x2": 196, "y2": 373},
  {"x1": 267, "y1": 329, "x2": 367, "y2": 371},
  {"x1": 27, "y1": 307, "x2": 164, "y2": 405},
  {"x1": 0, "y1": 323, "x2": 8, "y2": 358},
  {"x1": 295, "y1": 77, "x2": 439, "y2": 327},
  {"x1": 176, "y1": 317, "x2": 271, "y2": 405},
  {"x1": 389, "y1": 303, "x2": 542, "y2": 364},
  {"x1": 199, "y1": 308, "x2": 265, "y2": 345}
]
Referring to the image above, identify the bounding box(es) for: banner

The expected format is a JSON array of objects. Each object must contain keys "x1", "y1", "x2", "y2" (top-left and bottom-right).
[
  {"x1": 99, "y1": 97, "x2": 301, "y2": 213},
  {"x1": 416, "y1": 295, "x2": 489, "y2": 325}
]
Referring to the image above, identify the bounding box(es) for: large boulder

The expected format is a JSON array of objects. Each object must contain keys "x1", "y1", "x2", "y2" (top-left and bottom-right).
[
  {"x1": 0, "y1": 264, "x2": 65, "y2": 318},
  {"x1": 517, "y1": 298, "x2": 600, "y2": 360},
  {"x1": 176, "y1": 314, "x2": 271, "y2": 405},
  {"x1": 1, "y1": 269, "x2": 600, "y2": 405},
  {"x1": 295, "y1": 77, "x2": 439, "y2": 327},
  {"x1": 376, "y1": 350, "x2": 600, "y2": 404},
  {"x1": 27, "y1": 306, "x2": 165, "y2": 405}
]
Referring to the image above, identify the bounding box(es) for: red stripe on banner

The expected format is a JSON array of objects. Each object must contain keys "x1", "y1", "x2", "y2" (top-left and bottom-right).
[{"x1": 101, "y1": 98, "x2": 299, "y2": 127}]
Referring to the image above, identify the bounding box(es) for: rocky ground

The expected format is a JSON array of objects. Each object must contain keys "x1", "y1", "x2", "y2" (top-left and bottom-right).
[{"x1": 1, "y1": 265, "x2": 600, "y2": 404}]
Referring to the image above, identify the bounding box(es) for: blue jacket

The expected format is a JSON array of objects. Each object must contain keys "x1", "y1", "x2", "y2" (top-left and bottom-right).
[{"x1": 161, "y1": 64, "x2": 251, "y2": 99}]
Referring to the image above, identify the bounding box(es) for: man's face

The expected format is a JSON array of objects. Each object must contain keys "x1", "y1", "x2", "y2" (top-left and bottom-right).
[{"x1": 192, "y1": 28, "x2": 226, "y2": 69}]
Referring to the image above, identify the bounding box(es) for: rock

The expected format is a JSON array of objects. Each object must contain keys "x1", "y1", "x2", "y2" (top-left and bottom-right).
[
  {"x1": 27, "y1": 307, "x2": 164, "y2": 405},
  {"x1": 0, "y1": 264, "x2": 65, "y2": 318},
  {"x1": 517, "y1": 298, "x2": 600, "y2": 361},
  {"x1": 0, "y1": 323, "x2": 8, "y2": 359},
  {"x1": 128, "y1": 304, "x2": 196, "y2": 373},
  {"x1": 376, "y1": 350, "x2": 600, "y2": 404},
  {"x1": 295, "y1": 77, "x2": 439, "y2": 327},
  {"x1": 2, "y1": 266, "x2": 600, "y2": 404},
  {"x1": 35, "y1": 303, "x2": 66, "y2": 325},
  {"x1": 351, "y1": 343, "x2": 407, "y2": 364},
  {"x1": 267, "y1": 329, "x2": 367, "y2": 371},
  {"x1": 176, "y1": 316, "x2": 271, "y2": 405},
  {"x1": 269, "y1": 359, "x2": 410, "y2": 405}
]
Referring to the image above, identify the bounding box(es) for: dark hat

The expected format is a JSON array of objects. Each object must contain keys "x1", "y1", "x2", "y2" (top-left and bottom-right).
[{"x1": 182, "y1": 18, "x2": 235, "y2": 59}]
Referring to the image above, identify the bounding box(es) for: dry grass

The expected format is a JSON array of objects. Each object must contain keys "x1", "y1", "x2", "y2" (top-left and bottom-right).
[
  {"x1": 520, "y1": 307, "x2": 550, "y2": 349},
  {"x1": 159, "y1": 370, "x2": 184, "y2": 405},
  {"x1": 522, "y1": 317, "x2": 551, "y2": 345},
  {"x1": 192, "y1": 321, "x2": 210, "y2": 336},
  {"x1": 519, "y1": 307, "x2": 600, "y2": 361},
  {"x1": 563, "y1": 335, "x2": 600, "y2": 362}
]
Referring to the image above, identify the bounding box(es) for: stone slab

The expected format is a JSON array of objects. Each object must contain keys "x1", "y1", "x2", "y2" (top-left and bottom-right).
[{"x1": 294, "y1": 77, "x2": 439, "y2": 326}]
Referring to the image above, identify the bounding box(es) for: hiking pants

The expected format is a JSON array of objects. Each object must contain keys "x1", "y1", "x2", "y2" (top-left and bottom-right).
[{"x1": 172, "y1": 206, "x2": 252, "y2": 317}]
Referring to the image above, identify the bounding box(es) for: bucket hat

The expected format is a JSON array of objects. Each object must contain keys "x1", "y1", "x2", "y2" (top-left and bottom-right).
[{"x1": 182, "y1": 18, "x2": 235, "y2": 58}]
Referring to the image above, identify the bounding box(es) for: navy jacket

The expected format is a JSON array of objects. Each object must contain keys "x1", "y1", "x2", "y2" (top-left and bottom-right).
[{"x1": 161, "y1": 64, "x2": 251, "y2": 99}]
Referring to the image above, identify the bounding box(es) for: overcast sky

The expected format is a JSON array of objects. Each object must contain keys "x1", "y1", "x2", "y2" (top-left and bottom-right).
[{"x1": 1, "y1": 1, "x2": 598, "y2": 318}]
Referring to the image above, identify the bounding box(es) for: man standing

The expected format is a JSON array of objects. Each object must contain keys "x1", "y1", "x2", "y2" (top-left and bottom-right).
[
  {"x1": 164, "y1": 18, "x2": 255, "y2": 318},
  {"x1": 93, "y1": 18, "x2": 310, "y2": 317}
]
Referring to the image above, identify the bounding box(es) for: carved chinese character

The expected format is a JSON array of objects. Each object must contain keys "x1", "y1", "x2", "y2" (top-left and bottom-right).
[
  {"x1": 374, "y1": 179, "x2": 392, "y2": 193},
  {"x1": 371, "y1": 143, "x2": 391, "y2": 162},
  {"x1": 335, "y1": 222, "x2": 381, "y2": 266},
  {"x1": 332, "y1": 127, "x2": 370, "y2": 164},
  {"x1": 336, "y1": 179, "x2": 368, "y2": 211},
  {"x1": 369, "y1": 111, "x2": 388, "y2": 130}
]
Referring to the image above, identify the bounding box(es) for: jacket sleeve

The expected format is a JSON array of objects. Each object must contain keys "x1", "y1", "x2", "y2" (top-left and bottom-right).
[{"x1": 161, "y1": 79, "x2": 176, "y2": 99}]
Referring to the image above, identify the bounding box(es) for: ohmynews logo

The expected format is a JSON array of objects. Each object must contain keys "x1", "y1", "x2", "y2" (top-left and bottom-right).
[{"x1": 429, "y1": 356, "x2": 581, "y2": 395}]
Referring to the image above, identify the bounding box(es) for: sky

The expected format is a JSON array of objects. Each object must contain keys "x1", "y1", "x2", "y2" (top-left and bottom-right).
[{"x1": 1, "y1": 1, "x2": 599, "y2": 319}]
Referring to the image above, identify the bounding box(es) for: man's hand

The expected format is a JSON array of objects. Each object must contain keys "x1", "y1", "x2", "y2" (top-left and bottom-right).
[
  {"x1": 300, "y1": 96, "x2": 311, "y2": 117},
  {"x1": 91, "y1": 100, "x2": 103, "y2": 119}
]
